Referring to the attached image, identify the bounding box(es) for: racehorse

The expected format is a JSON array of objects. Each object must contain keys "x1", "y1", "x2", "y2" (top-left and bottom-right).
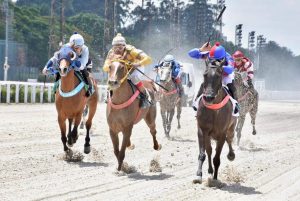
[
  {"x1": 234, "y1": 71, "x2": 258, "y2": 146},
  {"x1": 193, "y1": 60, "x2": 237, "y2": 184},
  {"x1": 106, "y1": 55, "x2": 161, "y2": 171},
  {"x1": 55, "y1": 46, "x2": 98, "y2": 154},
  {"x1": 157, "y1": 64, "x2": 181, "y2": 137}
]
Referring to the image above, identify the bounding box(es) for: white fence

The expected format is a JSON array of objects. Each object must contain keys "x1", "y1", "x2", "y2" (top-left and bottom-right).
[{"x1": 0, "y1": 81, "x2": 107, "y2": 104}]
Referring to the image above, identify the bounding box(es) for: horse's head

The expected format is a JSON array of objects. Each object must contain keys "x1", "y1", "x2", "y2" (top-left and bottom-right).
[
  {"x1": 202, "y1": 58, "x2": 225, "y2": 103},
  {"x1": 57, "y1": 46, "x2": 77, "y2": 77},
  {"x1": 158, "y1": 62, "x2": 172, "y2": 83},
  {"x1": 107, "y1": 55, "x2": 129, "y2": 90}
]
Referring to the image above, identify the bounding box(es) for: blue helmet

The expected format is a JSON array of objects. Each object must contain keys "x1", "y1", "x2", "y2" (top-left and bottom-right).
[{"x1": 208, "y1": 42, "x2": 226, "y2": 60}]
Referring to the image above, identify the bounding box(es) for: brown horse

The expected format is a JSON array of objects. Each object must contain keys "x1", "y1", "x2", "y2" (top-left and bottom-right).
[
  {"x1": 234, "y1": 71, "x2": 259, "y2": 146},
  {"x1": 106, "y1": 55, "x2": 161, "y2": 171},
  {"x1": 193, "y1": 61, "x2": 237, "y2": 184},
  {"x1": 157, "y1": 65, "x2": 181, "y2": 137},
  {"x1": 55, "y1": 46, "x2": 98, "y2": 154}
]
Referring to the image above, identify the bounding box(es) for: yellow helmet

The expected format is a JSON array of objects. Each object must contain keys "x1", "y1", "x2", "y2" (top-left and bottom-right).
[{"x1": 112, "y1": 33, "x2": 126, "y2": 46}]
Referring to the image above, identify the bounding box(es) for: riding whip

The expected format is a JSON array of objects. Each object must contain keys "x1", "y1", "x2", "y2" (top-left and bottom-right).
[{"x1": 206, "y1": 6, "x2": 226, "y2": 46}]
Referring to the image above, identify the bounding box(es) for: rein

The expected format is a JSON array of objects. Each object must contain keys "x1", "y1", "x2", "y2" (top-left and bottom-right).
[{"x1": 111, "y1": 59, "x2": 133, "y2": 85}]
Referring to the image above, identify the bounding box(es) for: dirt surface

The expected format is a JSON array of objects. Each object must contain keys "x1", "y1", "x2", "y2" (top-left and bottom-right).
[{"x1": 0, "y1": 101, "x2": 300, "y2": 201}]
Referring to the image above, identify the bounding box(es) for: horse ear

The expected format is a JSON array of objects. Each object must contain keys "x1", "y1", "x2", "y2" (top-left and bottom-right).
[{"x1": 69, "y1": 51, "x2": 77, "y2": 61}]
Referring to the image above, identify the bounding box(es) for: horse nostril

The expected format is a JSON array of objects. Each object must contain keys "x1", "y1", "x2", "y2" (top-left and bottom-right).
[{"x1": 114, "y1": 81, "x2": 118, "y2": 85}]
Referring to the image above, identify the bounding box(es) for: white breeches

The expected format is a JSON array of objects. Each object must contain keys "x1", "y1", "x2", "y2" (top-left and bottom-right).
[
  {"x1": 222, "y1": 72, "x2": 234, "y2": 85},
  {"x1": 128, "y1": 67, "x2": 145, "y2": 85}
]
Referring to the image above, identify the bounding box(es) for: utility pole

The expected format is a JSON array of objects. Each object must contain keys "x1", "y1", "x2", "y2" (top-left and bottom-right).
[
  {"x1": 60, "y1": 0, "x2": 65, "y2": 45},
  {"x1": 3, "y1": 0, "x2": 9, "y2": 81},
  {"x1": 48, "y1": 0, "x2": 56, "y2": 58},
  {"x1": 170, "y1": 0, "x2": 181, "y2": 49},
  {"x1": 103, "y1": 0, "x2": 115, "y2": 58}
]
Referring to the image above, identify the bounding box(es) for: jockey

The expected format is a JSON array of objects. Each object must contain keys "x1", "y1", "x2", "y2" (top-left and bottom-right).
[
  {"x1": 154, "y1": 54, "x2": 184, "y2": 97},
  {"x1": 66, "y1": 32, "x2": 93, "y2": 97},
  {"x1": 103, "y1": 33, "x2": 152, "y2": 108},
  {"x1": 232, "y1": 50, "x2": 255, "y2": 93},
  {"x1": 42, "y1": 32, "x2": 93, "y2": 97},
  {"x1": 188, "y1": 42, "x2": 239, "y2": 114}
]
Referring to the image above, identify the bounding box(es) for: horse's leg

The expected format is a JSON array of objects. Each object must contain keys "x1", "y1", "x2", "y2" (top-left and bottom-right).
[
  {"x1": 226, "y1": 123, "x2": 236, "y2": 161},
  {"x1": 213, "y1": 139, "x2": 225, "y2": 180},
  {"x1": 176, "y1": 101, "x2": 182, "y2": 129},
  {"x1": 68, "y1": 114, "x2": 81, "y2": 146},
  {"x1": 193, "y1": 127, "x2": 206, "y2": 184},
  {"x1": 160, "y1": 108, "x2": 168, "y2": 137},
  {"x1": 68, "y1": 118, "x2": 73, "y2": 136},
  {"x1": 167, "y1": 108, "x2": 175, "y2": 134},
  {"x1": 236, "y1": 115, "x2": 245, "y2": 146},
  {"x1": 126, "y1": 125, "x2": 135, "y2": 150},
  {"x1": 80, "y1": 105, "x2": 88, "y2": 129},
  {"x1": 58, "y1": 115, "x2": 68, "y2": 152},
  {"x1": 205, "y1": 136, "x2": 213, "y2": 176},
  {"x1": 117, "y1": 127, "x2": 133, "y2": 171},
  {"x1": 250, "y1": 98, "x2": 258, "y2": 135},
  {"x1": 84, "y1": 100, "x2": 97, "y2": 154},
  {"x1": 145, "y1": 106, "x2": 161, "y2": 150},
  {"x1": 109, "y1": 129, "x2": 120, "y2": 168}
]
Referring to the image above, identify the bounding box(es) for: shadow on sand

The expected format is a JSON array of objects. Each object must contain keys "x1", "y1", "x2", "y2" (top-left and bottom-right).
[
  {"x1": 127, "y1": 172, "x2": 173, "y2": 181},
  {"x1": 168, "y1": 136, "x2": 195, "y2": 143},
  {"x1": 220, "y1": 183, "x2": 262, "y2": 195}
]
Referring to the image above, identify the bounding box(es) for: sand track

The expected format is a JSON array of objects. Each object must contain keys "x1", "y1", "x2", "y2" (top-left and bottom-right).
[{"x1": 0, "y1": 101, "x2": 299, "y2": 201}]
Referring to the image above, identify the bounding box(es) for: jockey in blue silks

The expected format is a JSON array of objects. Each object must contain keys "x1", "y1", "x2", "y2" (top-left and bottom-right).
[
  {"x1": 42, "y1": 33, "x2": 93, "y2": 97},
  {"x1": 154, "y1": 54, "x2": 184, "y2": 97},
  {"x1": 188, "y1": 42, "x2": 239, "y2": 115}
]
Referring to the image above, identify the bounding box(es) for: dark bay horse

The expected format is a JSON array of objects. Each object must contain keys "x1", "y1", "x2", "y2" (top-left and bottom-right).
[
  {"x1": 106, "y1": 55, "x2": 161, "y2": 171},
  {"x1": 234, "y1": 72, "x2": 259, "y2": 146},
  {"x1": 194, "y1": 61, "x2": 237, "y2": 184},
  {"x1": 157, "y1": 65, "x2": 181, "y2": 137},
  {"x1": 55, "y1": 46, "x2": 98, "y2": 154}
]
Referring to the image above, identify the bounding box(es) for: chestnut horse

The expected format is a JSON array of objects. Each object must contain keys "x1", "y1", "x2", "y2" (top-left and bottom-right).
[
  {"x1": 55, "y1": 46, "x2": 98, "y2": 154},
  {"x1": 234, "y1": 71, "x2": 258, "y2": 146},
  {"x1": 194, "y1": 61, "x2": 237, "y2": 184},
  {"x1": 106, "y1": 55, "x2": 161, "y2": 171},
  {"x1": 157, "y1": 65, "x2": 181, "y2": 137}
]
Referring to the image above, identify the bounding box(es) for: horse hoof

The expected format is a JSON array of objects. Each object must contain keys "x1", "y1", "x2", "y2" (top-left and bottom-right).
[
  {"x1": 252, "y1": 130, "x2": 257, "y2": 135},
  {"x1": 227, "y1": 152, "x2": 235, "y2": 161},
  {"x1": 193, "y1": 176, "x2": 202, "y2": 184},
  {"x1": 84, "y1": 145, "x2": 91, "y2": 154},
  {"x1": 177, "y1": 125, "x2": 181, "y2": 129},
  {"x1": 127, "y1": 144, "x2": 135, "y2": 150}
]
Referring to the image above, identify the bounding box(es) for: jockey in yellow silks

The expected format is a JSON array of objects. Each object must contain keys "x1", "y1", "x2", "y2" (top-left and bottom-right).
[{"x1": 103, "y1": 33, "x2": 152, "y2": 108}]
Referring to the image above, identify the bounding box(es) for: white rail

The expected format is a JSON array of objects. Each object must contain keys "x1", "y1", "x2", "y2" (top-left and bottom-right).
[{"x1": 0, "y1": 81, "x2": 107, "y2": 103}]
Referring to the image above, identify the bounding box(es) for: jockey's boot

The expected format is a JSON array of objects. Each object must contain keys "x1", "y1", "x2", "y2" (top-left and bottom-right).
[
  {"x1": 174, "y1": 77, "x2": 184, "y2": 98},
  {"x1": 192, "y1": 83, "x2": 204, "y2": 111},
  {"x1": 81, "y1": 69, "x2": 93, "y2": 97},
  {"x1": 227, "y1": 82, "x2": 239, "y2": 114},
  {"x1": 136, "y1": 81, "x2": 152, "y2": 109}
]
